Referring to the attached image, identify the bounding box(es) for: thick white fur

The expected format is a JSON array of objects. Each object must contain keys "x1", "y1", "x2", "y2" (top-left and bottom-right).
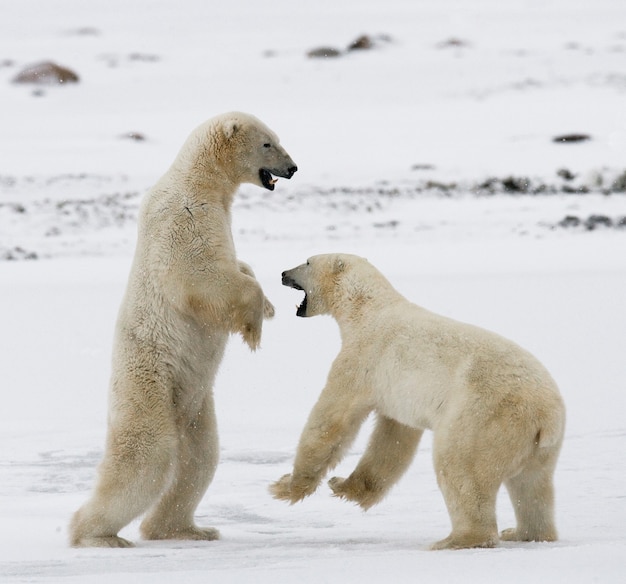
[
  {"x1": 271, "y1": 253, "x2": 565, "y2": 550},
  {"x1": 70, "y1": 112, "x2": 296, "y2": 547}
]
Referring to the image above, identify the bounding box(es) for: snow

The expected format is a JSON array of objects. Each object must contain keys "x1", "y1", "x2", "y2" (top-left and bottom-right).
[{"x1": 1, "y1": 0, "x2": 625, "y2": 581}]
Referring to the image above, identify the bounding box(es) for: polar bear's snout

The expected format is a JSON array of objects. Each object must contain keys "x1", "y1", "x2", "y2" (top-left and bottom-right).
[
  {"x1": 283, "y1": 164, "x2": 298, "y2": 179},
  {"x1": 259, "y1": 163, "x2": 297, "y2": 190},
  {"x1": 282, "y1": 269, "x2": 309, "y2": 317},
  {"x1": 281, "y1": 271, "x2": 303, "y2": 291}
]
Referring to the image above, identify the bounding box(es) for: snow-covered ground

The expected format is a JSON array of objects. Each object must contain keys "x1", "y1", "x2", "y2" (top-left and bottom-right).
[{"x1": 1, "y1": 1, "x2": 625, "y2": 582}]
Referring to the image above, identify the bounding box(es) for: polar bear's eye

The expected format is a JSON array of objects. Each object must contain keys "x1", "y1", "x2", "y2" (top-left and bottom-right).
[{"x1": 263, "y1": 143, "x2": 271, "y2": 149}]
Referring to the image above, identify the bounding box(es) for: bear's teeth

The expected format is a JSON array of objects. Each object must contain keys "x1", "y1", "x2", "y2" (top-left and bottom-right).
[{"x1": 270, "y1": 178, "x2": 278, "y2": 185}]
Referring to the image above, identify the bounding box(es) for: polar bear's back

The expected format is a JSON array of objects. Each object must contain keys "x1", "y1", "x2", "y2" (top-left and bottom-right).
[{"x1": 364, "y1": 302, "x2": 564, "y2": 440}]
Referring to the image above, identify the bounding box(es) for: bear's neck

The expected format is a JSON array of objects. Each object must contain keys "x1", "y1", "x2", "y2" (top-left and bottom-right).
[
  {"x1": 332, "y1": 284, "x2": 404, "y2": 335},
  {"x1": 168, "y1": 157, "x2": 240, "y2": 211}
]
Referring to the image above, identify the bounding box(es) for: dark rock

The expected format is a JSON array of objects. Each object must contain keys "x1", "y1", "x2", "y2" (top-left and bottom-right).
[
  {"x1": 307, "y1": 47, "x2": 342, "y2": 59},
  {"x1": 425, "y1": 180, "x2": 457, "y2": 192},
  {"x1": 561, "y1": 184, "x2": 589, "y2": 194},
  {"x1": 373, "y1": 220, "x2": 399, "y2": 229},
  {"x1": 558, "y1": 215, "x2": 581, "y2": 228},
  {"x1": 121, "y1": 132, "x2": 146, "y2": 142},
  {"x1": 552, "y1": 133, "x2": 591, "y2": 143},
  {"x1": 584, "y1": 215, "x2": 612, "y2": 230},
  {"x1": 437, "y1": 37, "x2": 471, "y2": 49},
  {"x1": 348, "y1": 35, "x2": 374, "y2": 51},
  {"x1": 502, "y1": 176, "x2": 531, "y2": 193},
  {"x1": 12, "y1": 61, "x2": 79, "y2": 85},
  {"x1": 557, "y1": 168, "x2": 577, "y2": 181},
  {"x1": 610, "y1": 171, "x2": 626, "y2": 192}
]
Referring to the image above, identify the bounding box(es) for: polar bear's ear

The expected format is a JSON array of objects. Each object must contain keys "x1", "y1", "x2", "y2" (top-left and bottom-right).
[{"x1": 223, "y1": 119, "x2": 240, "y2": 139}]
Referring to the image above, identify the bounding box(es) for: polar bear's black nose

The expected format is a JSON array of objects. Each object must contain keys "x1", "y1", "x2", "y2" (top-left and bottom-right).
[
  {"x1": 282, "y1": 272, "x2": 303, "y2": 290},
  {"x1": 286, "y1": 165, "x2": 298, "y2": 179}
]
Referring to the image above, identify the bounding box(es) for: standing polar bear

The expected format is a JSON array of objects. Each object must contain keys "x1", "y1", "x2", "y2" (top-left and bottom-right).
[
  {"x1": 271, "y1": 253, "x2": 565, "y2": 550},
  {"x1": 70, "y1": 112, "x2": 297, "y2": 547}
]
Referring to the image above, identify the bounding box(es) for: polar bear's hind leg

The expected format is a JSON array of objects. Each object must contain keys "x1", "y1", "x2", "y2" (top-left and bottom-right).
[
  {"x1": 141, "y1": 392, "x2": 220, "y2": 541},
  {"x1": 501, "y1": 445, "x2": 560, "y2": 542}
]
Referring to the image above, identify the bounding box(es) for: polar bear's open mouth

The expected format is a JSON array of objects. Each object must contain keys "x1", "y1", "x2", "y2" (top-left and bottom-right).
[
  {"x1": 282, "y1": 273, "x2": 308, "y2": 317},
  {"x1": 295, "y1": 293, "x2": 307, "y2": 317},
  {"x1": 260, "y1": 169, "x2": 278, "y2": 191}
]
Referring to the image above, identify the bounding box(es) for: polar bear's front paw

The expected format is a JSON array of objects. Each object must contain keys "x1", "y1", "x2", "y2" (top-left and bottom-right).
[
  {"x1": 327, "y1": 476, "x2": 347, "y2": 494},
  {"x1": 241, "y1": 321, "x2": 262, "y2": 351},
  {"x1": 263, "y1": 297, "x2": 275, "y2": 319},
  {"x1": 328, "y1": 475, "x2": 382, "y2": 510},
  {"x1": 269, "y1": 474, "x2": 293, "y2": 500},
  {"x1": 269, "y1": 473, "x2": 318, "y2": 504}
]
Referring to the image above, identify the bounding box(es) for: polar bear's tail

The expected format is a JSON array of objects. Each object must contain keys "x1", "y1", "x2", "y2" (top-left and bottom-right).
[{"x1": 535, "y1": 395, "x2": 566, "y2": 450}]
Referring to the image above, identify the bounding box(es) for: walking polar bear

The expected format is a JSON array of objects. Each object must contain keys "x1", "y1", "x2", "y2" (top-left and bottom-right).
[
  {"x1": 271, "y1": 253, "x2": 565, "y2": 550},
  {"x1": 70, "y1": 112, "x2": 297, "y2": 547}
]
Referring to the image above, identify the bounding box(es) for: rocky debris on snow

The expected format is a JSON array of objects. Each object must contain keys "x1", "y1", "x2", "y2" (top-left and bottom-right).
[
  {"x1": 12, "y1": 61, "x2": 79, "y2": 85},
  {"x1": 2, "y1": 169, "x2": 625, "y2": 260},
  {"x1": 488, "y1": 176, "x2": 534, "y2": 193},
  {"x1": 307, "y1": 34, "x2": 390, "y2": 58},
  {"x1": 2, "y1": 246, "x2": 38, "y2": 260},
  {"x1": 0, "y1": 174, "x2": 141, "y2": 260},
  {"x1": 555, "y1": 214, "x2": 626, "y2": 231},
  {"x1": 472, "y1": 169, "x2": 626, "y2": 195},
  {"x1": 475, "y1": 176, "x2": 550, "y2": 195},
  {"x1": 424, "y1": 180, "x2": 457, "y2": 193}
]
